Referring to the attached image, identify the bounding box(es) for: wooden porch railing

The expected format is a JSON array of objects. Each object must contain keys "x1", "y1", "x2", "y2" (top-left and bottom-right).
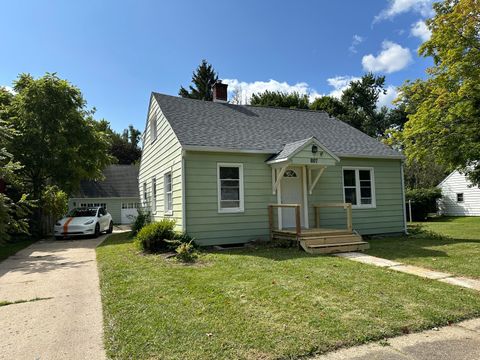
[
  {"x1": 268, "y1": 204, "x2": 302, "y2": 240},
  {"x1": 313, "y1": 203, "x2": 352, "y2": 233}
]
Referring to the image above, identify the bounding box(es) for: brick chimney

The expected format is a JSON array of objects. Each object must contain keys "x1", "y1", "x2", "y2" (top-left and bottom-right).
[{"x1": 212, "y1": 80, "x2": 228, "y2": 102}]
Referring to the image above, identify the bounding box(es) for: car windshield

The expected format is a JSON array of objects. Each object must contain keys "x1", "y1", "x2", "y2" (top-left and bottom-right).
[{"x1": 67, "y1": 208, "x2": 97, "y2": 217}]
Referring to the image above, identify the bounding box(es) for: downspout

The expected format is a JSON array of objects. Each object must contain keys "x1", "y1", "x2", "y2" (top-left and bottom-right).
[
  {"x1": 400, "y1": 160, "x2": 408, "y2": 235},
  {"x1": 181, "y1": 150, "x2": 187, "y2": 233}
]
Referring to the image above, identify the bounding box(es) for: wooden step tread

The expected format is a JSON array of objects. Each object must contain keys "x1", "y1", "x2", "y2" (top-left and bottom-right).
[{"x1": 305, "y1": 241, "x2": 368, "y2": 248}]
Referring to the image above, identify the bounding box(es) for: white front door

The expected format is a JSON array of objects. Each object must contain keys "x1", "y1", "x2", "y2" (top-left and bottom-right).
[{"x1": 281, "y1": 167, "x2": 304, "y2": 228}]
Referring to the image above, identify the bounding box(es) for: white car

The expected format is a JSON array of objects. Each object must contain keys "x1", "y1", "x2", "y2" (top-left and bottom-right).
[{"x1": 54, "y1": 207, "x2": 113, "y2": 240}]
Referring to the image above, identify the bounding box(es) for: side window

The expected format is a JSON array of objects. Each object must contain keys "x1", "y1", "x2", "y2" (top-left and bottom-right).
[
  {"x1": 164, "y1": 172, "x2": 173, "y2": 215},
  {"x1": 150, "y1": 114, "x2": 158, "y2": 143},
  {"x1": 151, "y1": 177, "x2": 157, "y2": 213},
  {"x1": 457, "y1": 193, "x2": 464, "y2": 203}
]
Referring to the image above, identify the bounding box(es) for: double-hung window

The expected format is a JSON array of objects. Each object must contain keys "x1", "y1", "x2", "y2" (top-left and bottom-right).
[
  {"x1": 143, "y1": 182, "x2": 147, "y2": 206},
  {"x1": 164, "y1": 172, "x2": 173, "y2": 215},
  {"x1": 151, "y1": 177, "x2": 157, "y2": 213},
  {"x1": 456, "y1": 193, "x2": 464, "y2": 203},
  {"x1": 343, "y1": 167, "x2": 375, "y2": 208},
  {"x1": 217, "y1": 163, "x2": 244, "y2": 213}
]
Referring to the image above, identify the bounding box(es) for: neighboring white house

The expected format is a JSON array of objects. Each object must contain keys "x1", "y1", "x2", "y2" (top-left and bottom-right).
[{"x1": 438, "y1": 170, "x2": 480, "y2": 216}]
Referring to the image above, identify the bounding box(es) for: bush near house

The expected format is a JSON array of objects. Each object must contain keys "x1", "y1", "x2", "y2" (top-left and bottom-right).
[
  {"x1": 406, "y1": 188, "x2": 442, "y2": 221},
  {"x1": 134, "y1": 219, "x2": 197, "y2": 261},
  {"x1": 131, "y1": 208, "x2": 151, "y2": 236}
]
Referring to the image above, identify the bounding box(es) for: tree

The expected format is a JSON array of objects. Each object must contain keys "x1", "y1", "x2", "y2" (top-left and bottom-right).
[
  {"x1": 179, "y1": 60, "x2": 218, "y2": 101},
  {"x1": 5, "y1": 73, "x2": 113, "y2": 236},
  {"x1": 400, "y1": 0, "x2": 480, "y2": 185},
  {"x1": 310, "y1": 96, "x2": 347, "y2": 117},
  {"x1": 250, "y1": 91, "x2": 310, "y2": 109},
  {"x1": 0, "y1": 120, "x2": 32, "y2": 243},
  {"x1": 96, "y1": 121, "x2": 142, "y2": 165}
]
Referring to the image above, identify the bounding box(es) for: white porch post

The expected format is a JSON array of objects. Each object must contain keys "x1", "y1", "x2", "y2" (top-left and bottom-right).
[{"x1": 302, "y1": 166, "x2": 309, "y2": 228}]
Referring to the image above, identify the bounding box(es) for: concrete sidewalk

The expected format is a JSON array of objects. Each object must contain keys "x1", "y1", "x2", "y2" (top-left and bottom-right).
[
  {"x1": 335, "y1": 252, "x2": 480, "y2": 291},
  {"x1": 315, "y1": 318, "x2": 480, "y2": 360},
  {"x1": 0, "y1": 232, "x2": 122, "y2": 360}
]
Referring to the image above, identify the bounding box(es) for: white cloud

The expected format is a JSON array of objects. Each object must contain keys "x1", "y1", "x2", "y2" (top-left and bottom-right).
[
  {"x1": 223, "y1": 78, "x2": 322, "y2": 104},
  {"x1": 326, "y1": 75, "x2": 361, "y2": 98},
  {"x1": 377, "y1": 85, "x2": 399, "y2": 108},
  {"x1": 374, "y1": 0, "x2": 434, "y2": 22},
  {"x1": 362, "y1": 41, "x2": 413, "y2": 73},
  {"x1": 410, "y1": 20, "x2": 431, "y2": 42},
  {"x1": 223, "y1": 76, "x2": 398, "y2": 108},
  {"x1": 349, "y1": 34, "x2": 364, "y2": 54}
]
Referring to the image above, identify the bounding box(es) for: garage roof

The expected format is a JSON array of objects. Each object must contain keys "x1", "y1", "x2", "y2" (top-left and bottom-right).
[{"x1": 75, "y1": 165, "x2": 139, "y2": 198}]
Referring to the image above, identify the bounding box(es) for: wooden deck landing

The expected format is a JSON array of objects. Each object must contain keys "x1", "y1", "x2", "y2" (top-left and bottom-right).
[{"x1": 272, "y1": 227, "x2": 369, "y2": 254}]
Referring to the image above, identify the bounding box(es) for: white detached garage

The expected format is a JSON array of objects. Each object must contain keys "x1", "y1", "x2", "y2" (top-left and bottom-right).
[
  {"x1": 69, "y1": 165, "x2": 140, "y2": 224},
  {"x1": 438, "y1": 170, "x2": 480, "y2": 216}
]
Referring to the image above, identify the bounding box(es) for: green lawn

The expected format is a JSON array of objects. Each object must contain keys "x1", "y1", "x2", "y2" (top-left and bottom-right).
[
  {"x1": 0, "y1": 239, "x2": 35, "y2": 262},
  {"x1": 97, "y1": 232, "x2": 480, "y2": 360},
  {"x1": 367, "y1": 217, "x2": 480, "y2": 279}
]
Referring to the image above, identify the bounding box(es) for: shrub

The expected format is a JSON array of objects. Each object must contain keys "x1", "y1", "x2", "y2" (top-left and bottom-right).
[
  {"x1": 131, "y1": 208, "x2": 151, "y2": 236},
  {"x1": 134, "y1": 219, "x2": 176, "y2": 253},
  {"x1": 405, "y1": 188, "x2": 442, "y2": 221},
  {"x1": 175, "y1": 241, "x2": 197, "y2": 263}
]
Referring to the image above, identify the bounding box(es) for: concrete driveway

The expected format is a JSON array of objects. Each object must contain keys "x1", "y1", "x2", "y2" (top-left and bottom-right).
[{"x1": 0, "y1": 232, "x2": 119, "y2": 360}]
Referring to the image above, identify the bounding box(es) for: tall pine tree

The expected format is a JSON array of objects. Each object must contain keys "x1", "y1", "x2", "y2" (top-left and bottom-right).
[{"x1": 179, "y1": 60, "x2": 218, "y2": 101}]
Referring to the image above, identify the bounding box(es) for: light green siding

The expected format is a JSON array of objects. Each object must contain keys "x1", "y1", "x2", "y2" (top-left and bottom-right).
[
  {"x1": 185, "y1": 152, "x2": 405, "y2": 245},
  {"x1": 138, "y1": 96, "x2": 183, "y2": 230},
  {"x1": 68, "y1": 197, "x2": 139, "y2": 224},
  {"x1": 308, "y1": 158, "x2": 405, "y2": 234},
  {"x1": 185, "y1": 152, "x2": 275, "y2": 245}
]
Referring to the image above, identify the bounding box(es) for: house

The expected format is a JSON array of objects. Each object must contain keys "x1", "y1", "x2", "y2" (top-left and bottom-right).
[
  {"x1": 438, "y1": 170, "x2": 480, "y2": 216},
  {"x1": 138, "y1": 81, "x2": 407, "y2": 252},
  {"x1": 69, "y1": 164, "x2": 140, "y2": 224}
]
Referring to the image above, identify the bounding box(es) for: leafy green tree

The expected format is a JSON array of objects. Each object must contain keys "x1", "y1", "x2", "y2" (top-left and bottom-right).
[
  {"x1": 96, "y1": 120, "x2": 142, "y2": 165},
  {"x1": 400, "y1": 0, "x2": 480, "y2": 185},
  {"x1": 0, "y1": 120, "x2": 33, "y2": 243},
  {"x1": 179, "y1": 60, "x2": 218, "y2": 100},
  {"x1": 41, "y1": 185, "x2": 68, "y2": 221},
  {"x1": 250, "y1": 91, "x2": 310, "y2": 109},
  {"x1": 309, "y1": 96, "x2": 347, "y2": 117},
  {"x1": 5, "y1": 73, "x2": 113, "y2": 236}
]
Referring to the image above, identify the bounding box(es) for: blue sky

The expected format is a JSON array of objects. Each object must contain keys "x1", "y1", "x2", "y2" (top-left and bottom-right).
[{"x1": 0, "y1": 0, "x2": 434, "y2": 133}]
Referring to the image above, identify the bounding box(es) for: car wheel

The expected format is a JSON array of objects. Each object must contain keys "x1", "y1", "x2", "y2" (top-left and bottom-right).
[
  {"x1": 94, "y1": 223, "x2": 100, "y2": 238},
  {"x1": 107, "y1": 221, "x2": 113, "y2": 234}
]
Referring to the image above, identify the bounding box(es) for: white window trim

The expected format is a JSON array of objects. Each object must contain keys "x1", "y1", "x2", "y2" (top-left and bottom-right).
[
  {"x1": 217, "y1": 162, "x2": 244, "y2": 213},
  {"x1": 151, "y1": 177, "x2": 157, "y2": 214},
  {"x1": 164, "y1": 171, "x2": 173, "y2": 216},
  {"x1": 342, "y1": 166, "x2": 376, "y2": 209},
  {"x1": 456, "y1": 193, "x2": 464, "y2": 203}
]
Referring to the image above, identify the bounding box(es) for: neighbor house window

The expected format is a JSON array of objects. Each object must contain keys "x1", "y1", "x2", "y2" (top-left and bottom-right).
[
  {"x1": 217, "y1": 163, "x2": 244, "y2": 213},
  {"x1": 343, "y1": 167, "x2": 375, "y2": 208},
  {"x1": 150, "y1": 114, "x2": 158, "y2": 143},
  {"x1": 457, "y1": 193, "x2": 464, "y2": 203},
  {"x1": 164, "y1": 172, "x2": 173, "y2": 215},
  {"x1": 151, "y1": 177, "x2": 157, "y2": 213}
]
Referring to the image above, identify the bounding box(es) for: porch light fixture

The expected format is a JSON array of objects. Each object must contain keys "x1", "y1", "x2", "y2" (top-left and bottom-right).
[{"x1": 311, "y1": 144, "x2": 318, "y2": 154}]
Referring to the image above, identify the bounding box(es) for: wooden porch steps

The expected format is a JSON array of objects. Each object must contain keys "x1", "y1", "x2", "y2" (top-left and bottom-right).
[{"x1": 300, "y1": 240, "x2": 370, "y2": 254}]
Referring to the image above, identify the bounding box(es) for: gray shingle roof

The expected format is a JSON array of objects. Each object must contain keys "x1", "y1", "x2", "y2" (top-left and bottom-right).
[
  {"x1": 153, "y1": 93, "x2": 403, "y2": 159},
  {"x1": 76, "y1": 165, "x2": 139, "y2": 198},
  {"x1": 269, "y1": 137, "x2": 312, "y2": 161}
]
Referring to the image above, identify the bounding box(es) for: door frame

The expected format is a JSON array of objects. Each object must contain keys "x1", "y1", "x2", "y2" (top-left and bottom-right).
[{"x1": 277, "y1": 165, "x2": 309, "y2": 230}]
